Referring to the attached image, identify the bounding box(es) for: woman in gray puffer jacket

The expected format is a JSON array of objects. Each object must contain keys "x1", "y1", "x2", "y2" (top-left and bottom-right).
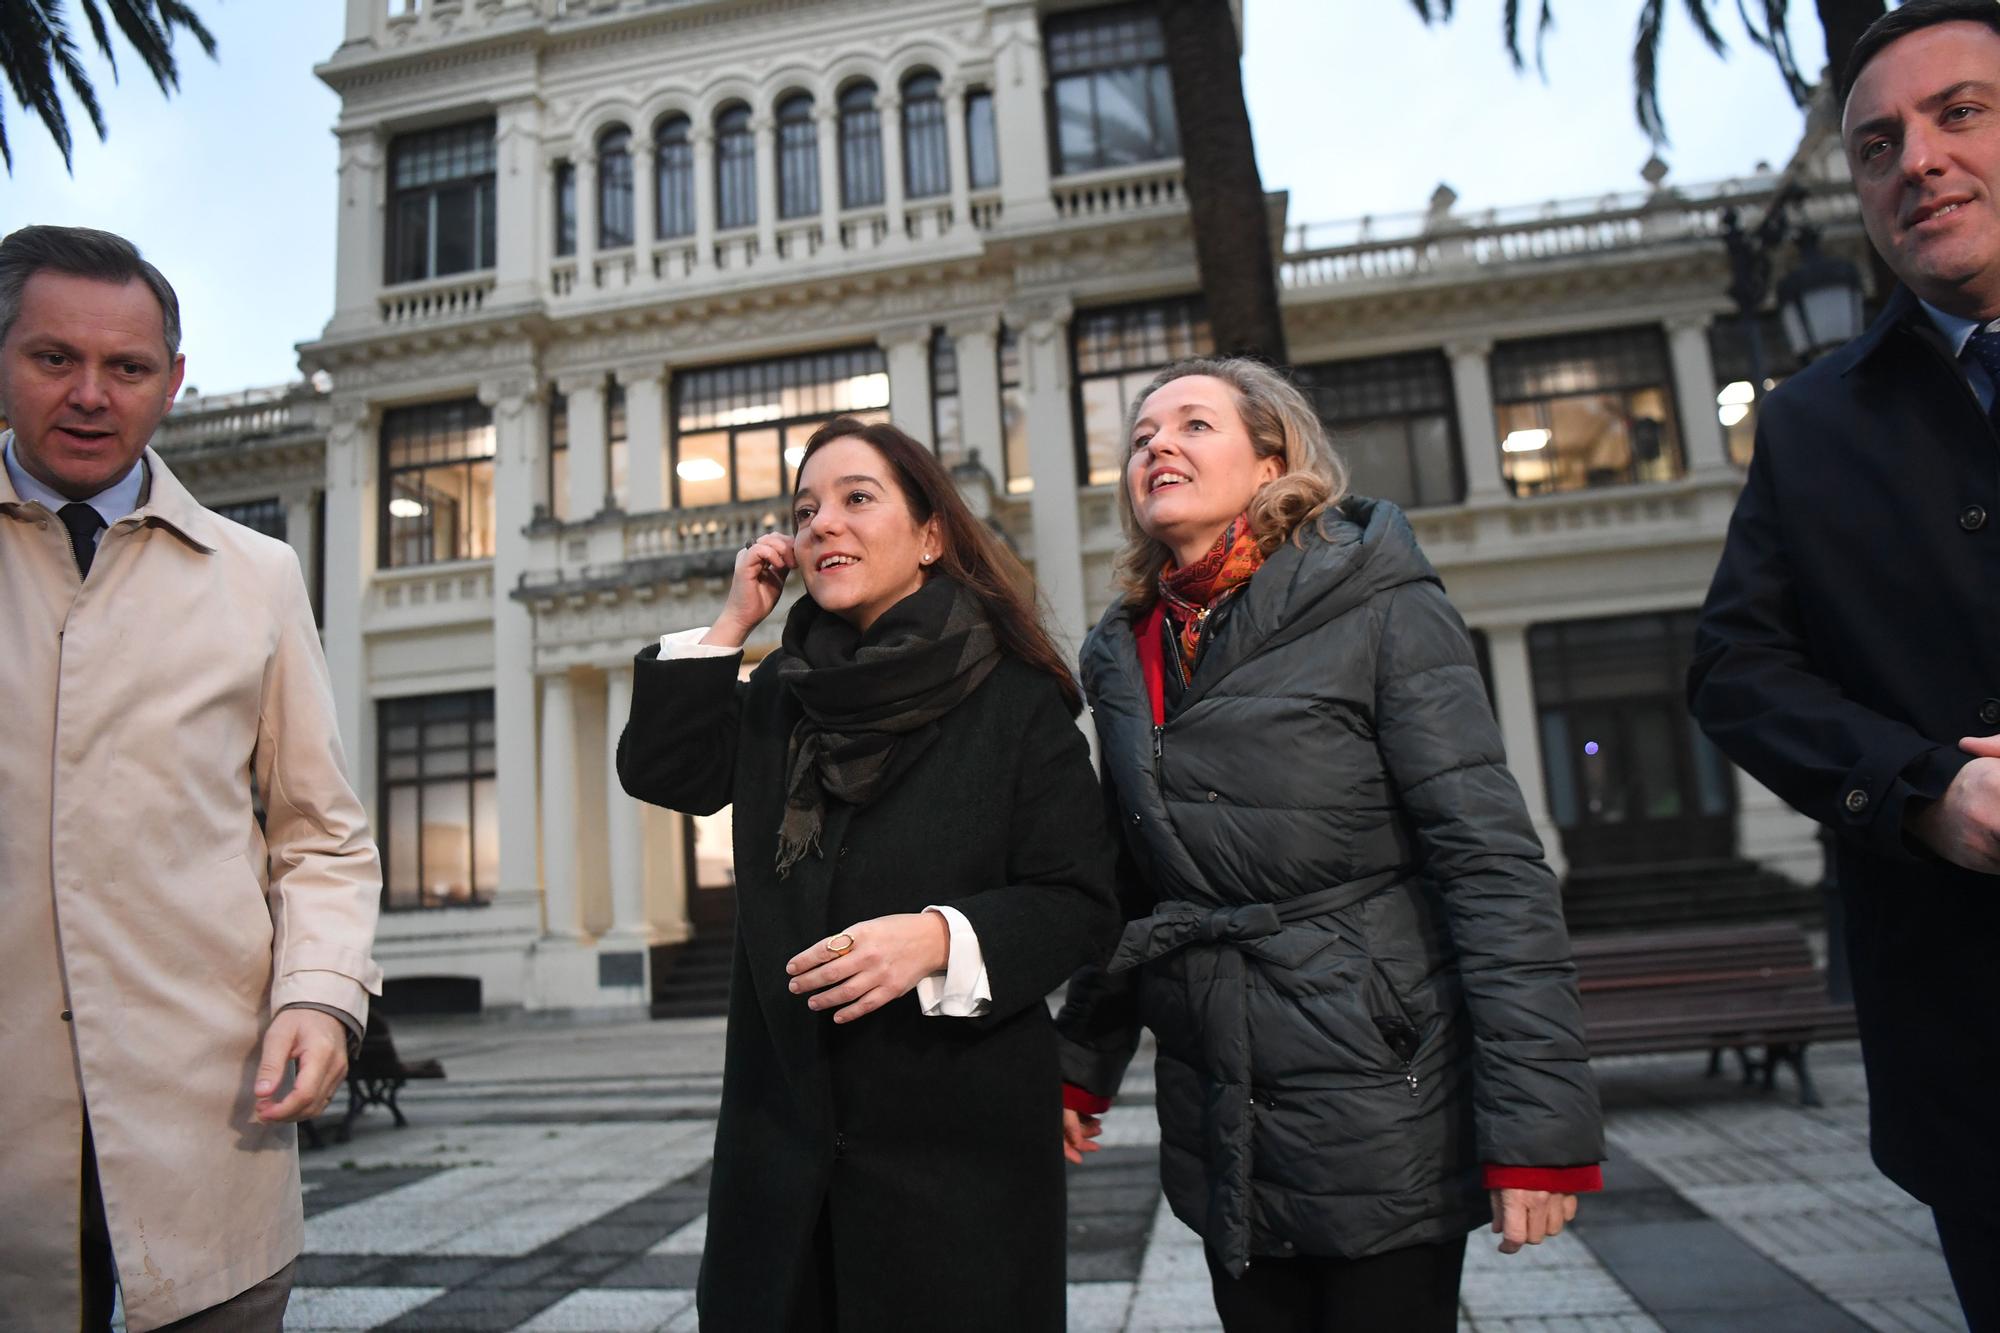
[{"x1": 1057, "y1": 357, "x2": 1603, "y2": 1333}]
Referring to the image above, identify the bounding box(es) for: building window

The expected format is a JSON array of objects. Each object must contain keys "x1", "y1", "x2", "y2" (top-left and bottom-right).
[
  {"x1": 1530, "y1": 611, "x2": 1735, "y2": 870},
  {"x1": 547, "y1": 390, "x2": 569, "y2": 522},
  {"x1": 715, "y1": 103, "x2": 757, "y2": 231},
  {"x1": 381, "y1": 399, "x2": 496, "y2": 568},
  {"x1": 839, "y1": 82, "x2": 884, "y2": 209},
  {"x1": 1708, "y1": 314, "x2": 1798, "y2": 468},
  {"x1": 1491, "y1": 327, "x2": 1684, "y2": 496},
  {"x1": 212, "y1": 496, "x2": 286, "y2": 540},
  {"x1": 966, "y1": 89, "x2": 999, "y2": 190},
  {"x1": 607, "y1": 380, "x2": 629, "y2": 510},
  {"x1": 776, "y1": 93, "x2": 820, "y2": 220},
  {"x1": 554, "y1": 161, "x2": 577, "y2": 257},
  {"x1": 999, "y1": 326, "x2": 1029, "y2": 494},
  {"x1": 902, "y1": 71, "x2": 949, "y2": 199},
  {"x1": 931, "y1": 329, "x2": 965, "y2": 470},
  {"x1": 598, "y1": 125, "x2": 634, "y2": 249},
  {"x1": 672, "y1": 348, "x2": 891, "y2": 508},
  {"x1": 379, "y1": 690, "x2": 496, "y2": 911},
  {"x1": 1072, "y1": 297, "x2": 1212, "y2": 486},
  {"x1": 388, "y1": 120, "x2": 497, "y2": 284},
  {"x1": 655, "y1": 115, "x2": 695, "y2": 239},
  {"x1": 1045, "y1": 4, "x2": 1179, "y2": 176},
  {"x1": 1295, "y1": 352, "x2": 1462, "y2": 510}
]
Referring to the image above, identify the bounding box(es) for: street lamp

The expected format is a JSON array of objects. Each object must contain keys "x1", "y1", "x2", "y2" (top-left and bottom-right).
[{"x1": 1722, "y1": 185, "x2": 1867, "y2": 403}]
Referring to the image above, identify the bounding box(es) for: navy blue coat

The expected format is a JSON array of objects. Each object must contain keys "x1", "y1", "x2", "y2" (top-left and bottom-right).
[{"x1": 1690, "y1": 286, "x2": 2000, "y2": 1213}]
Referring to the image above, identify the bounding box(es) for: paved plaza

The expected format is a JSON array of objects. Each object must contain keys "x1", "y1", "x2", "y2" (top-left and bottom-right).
[{"x1": 250, "y1": 1012, "x2": 1963, "y2": 1333}]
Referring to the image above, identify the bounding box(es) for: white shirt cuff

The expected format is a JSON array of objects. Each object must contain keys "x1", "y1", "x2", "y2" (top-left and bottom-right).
[
  {"x1": 915, "y1": 904, "x2": 992, "y2": 1018},
  {"x1": 661, "y1": 626, "x2": 742, "y2": 658}
]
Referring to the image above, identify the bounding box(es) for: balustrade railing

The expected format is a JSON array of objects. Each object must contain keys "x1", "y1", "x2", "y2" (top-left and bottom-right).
[
  {"x1": 624, "y1": 500, "x2": 788, "y2": 562},
  {"x1": 380, "y1": 271, "x2": 495, "y2": 326},
  {"x1": 1051, "y1": 161, "x2": 1185, "y2": 221}
]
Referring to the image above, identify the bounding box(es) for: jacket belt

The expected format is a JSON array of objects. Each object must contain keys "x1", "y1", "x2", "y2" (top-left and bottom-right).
[{"x1": 1107, "y1": 868, "x2": 1405, "y2": 1277}]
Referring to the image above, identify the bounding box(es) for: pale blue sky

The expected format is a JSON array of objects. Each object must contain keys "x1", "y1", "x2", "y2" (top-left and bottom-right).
[{"x1": 0, "y1": 0, "x2": 1822, "y2": 393}]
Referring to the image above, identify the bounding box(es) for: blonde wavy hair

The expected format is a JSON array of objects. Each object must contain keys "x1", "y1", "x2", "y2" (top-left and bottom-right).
[{"x1": 1111, "y1": 356, "x2": 1349, "y2": 608}]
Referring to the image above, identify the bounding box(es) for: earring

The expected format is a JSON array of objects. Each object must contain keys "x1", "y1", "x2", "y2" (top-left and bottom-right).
[{"x1": 921, "y1": 554, "x2": 933, "y2": 564}]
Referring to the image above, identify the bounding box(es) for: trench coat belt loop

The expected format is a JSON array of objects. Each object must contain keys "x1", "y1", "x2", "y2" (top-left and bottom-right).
[{"x1": 1104, "y1": 867, "x2": 1405, "y2": 1280}]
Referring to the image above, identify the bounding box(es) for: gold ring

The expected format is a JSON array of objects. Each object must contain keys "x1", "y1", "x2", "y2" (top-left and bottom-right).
[{"x1": 825, "y1": 932, "x2": 855, "y2": 957}]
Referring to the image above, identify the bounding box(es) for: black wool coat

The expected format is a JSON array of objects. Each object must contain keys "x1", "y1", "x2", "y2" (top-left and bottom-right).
[
  {"x1": 618, "y1": 642, "x2": 1121, "y2": 1332},
  {"x1": 1059, "y1": 500, "x2": 1602, "y2": 1274},
  {"x1": 1689, "y1": 286, "x2": 2000, "y2": 1214}
]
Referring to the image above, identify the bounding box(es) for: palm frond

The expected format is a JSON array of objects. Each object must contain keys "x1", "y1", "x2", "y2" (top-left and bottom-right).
[
  {"x1": 1634, "y1": 0, "x2": 1670, "y2": 144},
  {"x1": 77, "y1": 0, "x2": 116, "y2": 82},
  {"x1": 1408, "y1": 0, "x2": 1456, "y2": 20}
]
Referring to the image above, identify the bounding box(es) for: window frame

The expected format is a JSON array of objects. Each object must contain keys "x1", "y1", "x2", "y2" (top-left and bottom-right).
[
  {"x1": 379, "y1": 398, "x2": 498, "y2": 569},
  {"x1": 1069, "y1": 296, "x2": 1213, "y2": 487},
  {"x1": 386, "y1": 119, "x2": 498, "y2": 284},
  {"x1": 377, "y1": 690, "x2": 498, "y2": 912},
  {"x1": 901, "y1": 71, "x2": 950, "y2": 200},
  {"x1": 1043, "y1": 4, "x2": 1180, "y2": 177},
  {"x1": 838, "y1": 82, "x2": 885, "y2": 210},
  {"x1": 1489, "y1": 326, "x2": 1686, "y2": 498},
  {"x1": 715, "y1": 103, "x2": 758, "y2": 232},
  {"x1": 597, "y1": 125, "x2": 635, "y2": 249},
  {"x1": 669, "y1": 347, "x2": 892, "y2": 509},
  {"x1": 1295, "y1": 351, "x2": 1465, "y2": 511},
  {"x1": 654, "y1": 115, "x2": 696, "y2": 239}
]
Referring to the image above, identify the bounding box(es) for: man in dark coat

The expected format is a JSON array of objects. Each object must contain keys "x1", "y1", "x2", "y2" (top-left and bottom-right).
[{"x1": 1689, "y1": 4, "x2": 2000, "y2": 1323}]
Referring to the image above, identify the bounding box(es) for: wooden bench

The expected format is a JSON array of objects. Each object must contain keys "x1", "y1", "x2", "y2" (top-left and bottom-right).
[
  {"x1": 1573, "y1": 922, "x2": 1857, "y2": 1106},
  {"x1": 301, "y1": 1012, "x2": 445, "y2": 1148}
]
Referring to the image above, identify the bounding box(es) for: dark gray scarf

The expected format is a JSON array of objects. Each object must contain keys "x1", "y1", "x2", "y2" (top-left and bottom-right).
[{"x1": 769, "y1": 576, "x2": 1000, "y2": 876}]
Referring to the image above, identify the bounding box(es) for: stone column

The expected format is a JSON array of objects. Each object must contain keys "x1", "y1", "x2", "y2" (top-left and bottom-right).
[
  {"x1": 1447, "y1": 340, "x2": 1507, "y2": 502},
  {"x1": 816, "y1": 104, "x2": 843, "y2": 247},
  {"x1": 880, "y1": 92, "x2": 907, "y2": 240},
  {"x1": 632, "y1": 135, "x2": 657, "y2": 269},
  {"x1": 492, "y1": 97, "x2": 544, "y2": 307},
  {"x1": 752, "y1": 114, "x2": 778, "y2": 260},
  {"x1": 481, "y1": 376, "x2": 544, "y2": 917},
  {"x1": 616, "y1": 364, "x2": 668, "y2": 514},
  {"x1": 320, "y1": 399, "x2": 376, "y2": 789},
  {"x1": 1483, "y1": 623, "x2": 1566, "y2": 878},
  {"x1": 538, "y1": 671, "x2": 584, "y2": 939},
  {"x1": 943, "y1": 81, "x2": 972, "y2": 232},
  {"x1": 558, "y1": 373, "x2": 608, "y2": 520},
  {"x1": 283, "y1": 489, "x2": 319, "y2": 609},
  {"x1": 1015, "y1": 303, "x2": 1088, "y2": 649},
  {"x1": 881, "y1": 324, "x2": 934, "y2": 447},
  {"x1": 575, "y1": 154, "x2": 599, "y2": 290},
  {"x1": 329, "y1": 129, "x2": 385, "y2": 334},
  {"x1": 1666, "y1": 314, "x2": 1731, "y2": 474},
  {"x1": 692, "y1": 126, "x2": 716, "y2": 270},
  {"x1": 950, "y1": 315, "x2": 1003, "y2": 474},
  {"x1": 989, "y1": 2, "x2": 1055, "y2": 227},
  {"x1": 602, "y1": 666, "x2": 655, "y2": 953}
]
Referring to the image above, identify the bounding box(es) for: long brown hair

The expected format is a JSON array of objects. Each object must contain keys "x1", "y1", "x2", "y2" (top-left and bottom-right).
[
  {"x1": 796, "y1": 418, "x2": 1082, "y2": 712},
  {"x1": 1111, "y1": 357, "x2": 1349, "y2": 608}
]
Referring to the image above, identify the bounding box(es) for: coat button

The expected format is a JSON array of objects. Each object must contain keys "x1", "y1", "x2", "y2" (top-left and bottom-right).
[
  {"x1": 1843, "y1": 788, "x2": 1869, "y2": 815},
  {"x1": 1206, "y1": 791, "x2": 1218, "y2": 802},
  {"x1": 833, "y1": 1132, "x2": 848, "y2": 1158},
  {"x1": 1982, "y1": 699, "x2": 2000, "y2": 726},
  {"x1": 1961, "y1": 505, "x2": 1989, "y2": 531},
  {"x1": 60, "y1": 1010, "x2": 73, "y2": 1022},
  {"x1": 838, "y1": 845, "x2": 849, "y2": 859},
  {"x1": 1131, "y1": 812, "x2": 1142, "y2": 825}
]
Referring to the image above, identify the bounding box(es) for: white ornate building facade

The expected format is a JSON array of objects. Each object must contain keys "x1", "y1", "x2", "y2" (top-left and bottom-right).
[{"x1": 159, "y1": 0, "x2": 1868, "y2": 1011}]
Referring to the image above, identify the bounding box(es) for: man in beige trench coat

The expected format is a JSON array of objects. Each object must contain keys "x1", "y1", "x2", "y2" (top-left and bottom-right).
[{"x1": 0, "y1": 225, "x2": 383, "y2": 1332}]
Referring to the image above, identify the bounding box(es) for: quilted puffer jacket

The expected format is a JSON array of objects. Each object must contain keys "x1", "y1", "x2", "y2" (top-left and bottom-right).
[{"x1": 1059, "y1": 497, "x2": 1602, "y2": 1274}]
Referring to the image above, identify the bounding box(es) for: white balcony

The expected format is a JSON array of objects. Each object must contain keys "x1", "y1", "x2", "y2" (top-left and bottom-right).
[
  {"x1": 378, "y1": 271, "x2": 497, "y2": 327},
  {"x1": 367, "y1": 559, "x2": 496, "y2": 633},
  {"x1": 1051, "y1": 160, "x2": 1186, "y2": 223}
]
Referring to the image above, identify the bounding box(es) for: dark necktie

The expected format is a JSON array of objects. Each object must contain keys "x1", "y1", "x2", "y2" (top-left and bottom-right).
[
  {"x1": 58, "y1": 503, "x2": 106, "y2": 579},
  {"x1": 1963, "y1": 328, "x2": 2000, "y2": 426}
]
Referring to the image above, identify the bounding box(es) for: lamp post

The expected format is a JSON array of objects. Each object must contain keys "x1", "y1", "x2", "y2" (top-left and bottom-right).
[{"x1": 1721, "y1": 184, "x2": 1867, "y2": 400}]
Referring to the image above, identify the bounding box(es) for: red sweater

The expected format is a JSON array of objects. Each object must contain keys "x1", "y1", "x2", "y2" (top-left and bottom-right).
[{"x1": 1064, "y1": 603, "x2": 1601, "y2": 1198}]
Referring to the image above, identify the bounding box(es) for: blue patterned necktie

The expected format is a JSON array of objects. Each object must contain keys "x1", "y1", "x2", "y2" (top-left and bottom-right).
[{"x1": 1963, "y1": 326, "x2": 2000, "y2": 425}]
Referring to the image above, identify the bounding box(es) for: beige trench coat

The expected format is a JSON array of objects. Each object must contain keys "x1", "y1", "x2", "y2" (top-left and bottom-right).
[{"x1": 0, "y1": 442, "x2": 383, "y2": 1332}]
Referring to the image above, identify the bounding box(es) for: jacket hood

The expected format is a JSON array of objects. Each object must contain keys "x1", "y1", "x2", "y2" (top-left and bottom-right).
[{"x1": 1086, "y1": 495, "x2": 1440, "y2": 690}]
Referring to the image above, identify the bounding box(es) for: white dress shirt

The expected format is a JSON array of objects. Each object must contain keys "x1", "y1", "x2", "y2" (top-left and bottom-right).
[
  {"x1": 659, "y1": 627, "x2": 994, "y2": 1017},
  {"x1": 1919, "y1": 299, "x2": 1996, "y2": 412},
  {"x1": 2, "y1": 437, "x2": 145, "y2": 531}
]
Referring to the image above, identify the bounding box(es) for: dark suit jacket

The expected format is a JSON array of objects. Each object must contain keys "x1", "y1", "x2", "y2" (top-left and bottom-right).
[
  {"x1": 617, "y1": 645, "x2": 1120, "y2": 1332},
  {"x1": 1689, "y1": 286, "x2": 2000, "y2": 1212}
]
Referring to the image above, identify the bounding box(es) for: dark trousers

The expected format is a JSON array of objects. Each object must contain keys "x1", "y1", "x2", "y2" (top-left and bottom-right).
[
  {"x1": 1936, "y1": 1208, "x2": 1999, "y2": 1333},
  {"x1": 1204, "y1": 1234, "x2": 1467, "y2": 1333},
  {"x1": 80, "y1": 1122, "x2": 295, "y2": 1333}
]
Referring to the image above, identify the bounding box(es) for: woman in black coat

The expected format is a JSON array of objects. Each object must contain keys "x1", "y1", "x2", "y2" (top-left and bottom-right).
[
  {"x1": 1057, "y1": 358, "x2": 1604, "y2": 1333},
  {"x1": 617, "y1": 418, "x2": 1120, "y2": 1333}
]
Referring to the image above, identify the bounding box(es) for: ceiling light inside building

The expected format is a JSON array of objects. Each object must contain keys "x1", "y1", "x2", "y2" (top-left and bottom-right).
[
  {"x1": 388, "y1": 498, "x2": 426, "y2": 518},
  {"x1": 677, "y1": 458, "x2": 727, "y2": 482},
  {"x1": 1716, "y1": 381, "x2": 1755, "y2": 407},
  {"x1": 783, "y1": 445, "x2": 806, "y2": 469},
  {"x1": 1500, "y1": 428, "x2": 1551, "y2": 454},
  {"x1": 1718, "y1": 404, "x2": 1751, "y2": 428}
]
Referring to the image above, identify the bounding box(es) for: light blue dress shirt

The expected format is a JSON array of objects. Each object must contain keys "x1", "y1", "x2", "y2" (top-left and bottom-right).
[
  {"x1": 1918, "y1": 300, "x2": 1996, "y2": 413},
  {"x1": 1, "y1": 433, "x2": 146, "y2": 543}
]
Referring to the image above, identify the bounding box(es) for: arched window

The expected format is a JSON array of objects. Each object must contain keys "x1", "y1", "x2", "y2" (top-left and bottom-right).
[
  {"x1": 597, "y1": 125, "x2": 634, "y2": 248},
  {"x1": 715, "y1": 103, "x2": 757, "y2": 230},
  {"x1": 654, "y1": 114, "x2": 694, "y2": 238},
  {"x1": 837, "y1": 82, "x2": 883, "y2": 209},
  {"x1": 776, "y1": 93, "x2": 820, "y2": 219},
  {"x1": 901, "y1": 71, "x2": 948, "y2": 200}
]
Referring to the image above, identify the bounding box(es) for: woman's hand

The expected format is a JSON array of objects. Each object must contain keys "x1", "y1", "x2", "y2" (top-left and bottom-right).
[
  {"x1": 1062, "y1": 1108, "x2": 1104, "y2": 1164},
  {"x1": 704, "y1": 533, "x2": 796, "y2": 648},
  {"x1": 1490, "y1": 1188, "x2": 1579, "y2": 1253},
  {"x1": 784, "y1": 911, "x2": 951, "y2": 1023}
]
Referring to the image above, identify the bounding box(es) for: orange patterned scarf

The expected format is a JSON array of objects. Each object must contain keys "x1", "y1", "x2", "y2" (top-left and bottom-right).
[{"x1": 1158, "y1": 514, "x2": 1266, "y2": 677}]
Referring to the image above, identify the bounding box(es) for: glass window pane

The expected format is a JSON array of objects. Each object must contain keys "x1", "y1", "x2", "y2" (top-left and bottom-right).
[
  {"x1": 1539, "y1": 711, "x2": 1578, "y2": 827},
  {"x1": 1336, "y1": 418, "x2": 1419, "y2": 510},
  {"x1": 391, "y1": 195, "x2": 430, "y2": 284},
  {"x1": 840, "y1": 98, "x2": 884, "y2": 208},
  {"x1": 676, "y1": 431, "x2": 731, "y2": 507},
  {"x1": 387, "y1": 786, "x2": 421, "y2": 909},
  {"x1": 1002, "y1": 384, "x2": 1030, "y2": 494},
  {"x1": 473, "y1": 777, "x2": 499, "y2": 896},
  {"x1": 735, "y1": 427, "x2": 784, "y2": 502},
  {"x1": 967, "y1": 91, "x2": 999, "y2": 189},
  {"x1": 421, "y1": 780, "x2": 473, "y2": 905},
  {"x1": 1079, "y1": 377, "x2": 1128, "y2": 488},
  {"x1": 1053, "y1": 76, "x2": 1098, "y2": 174},
  {"x1": 1094, "y1": 67, "x2": 1157, "y2": 167},
  {"x1": 1408, "y1": 415, "x2": 1460, "y2": 508}
]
